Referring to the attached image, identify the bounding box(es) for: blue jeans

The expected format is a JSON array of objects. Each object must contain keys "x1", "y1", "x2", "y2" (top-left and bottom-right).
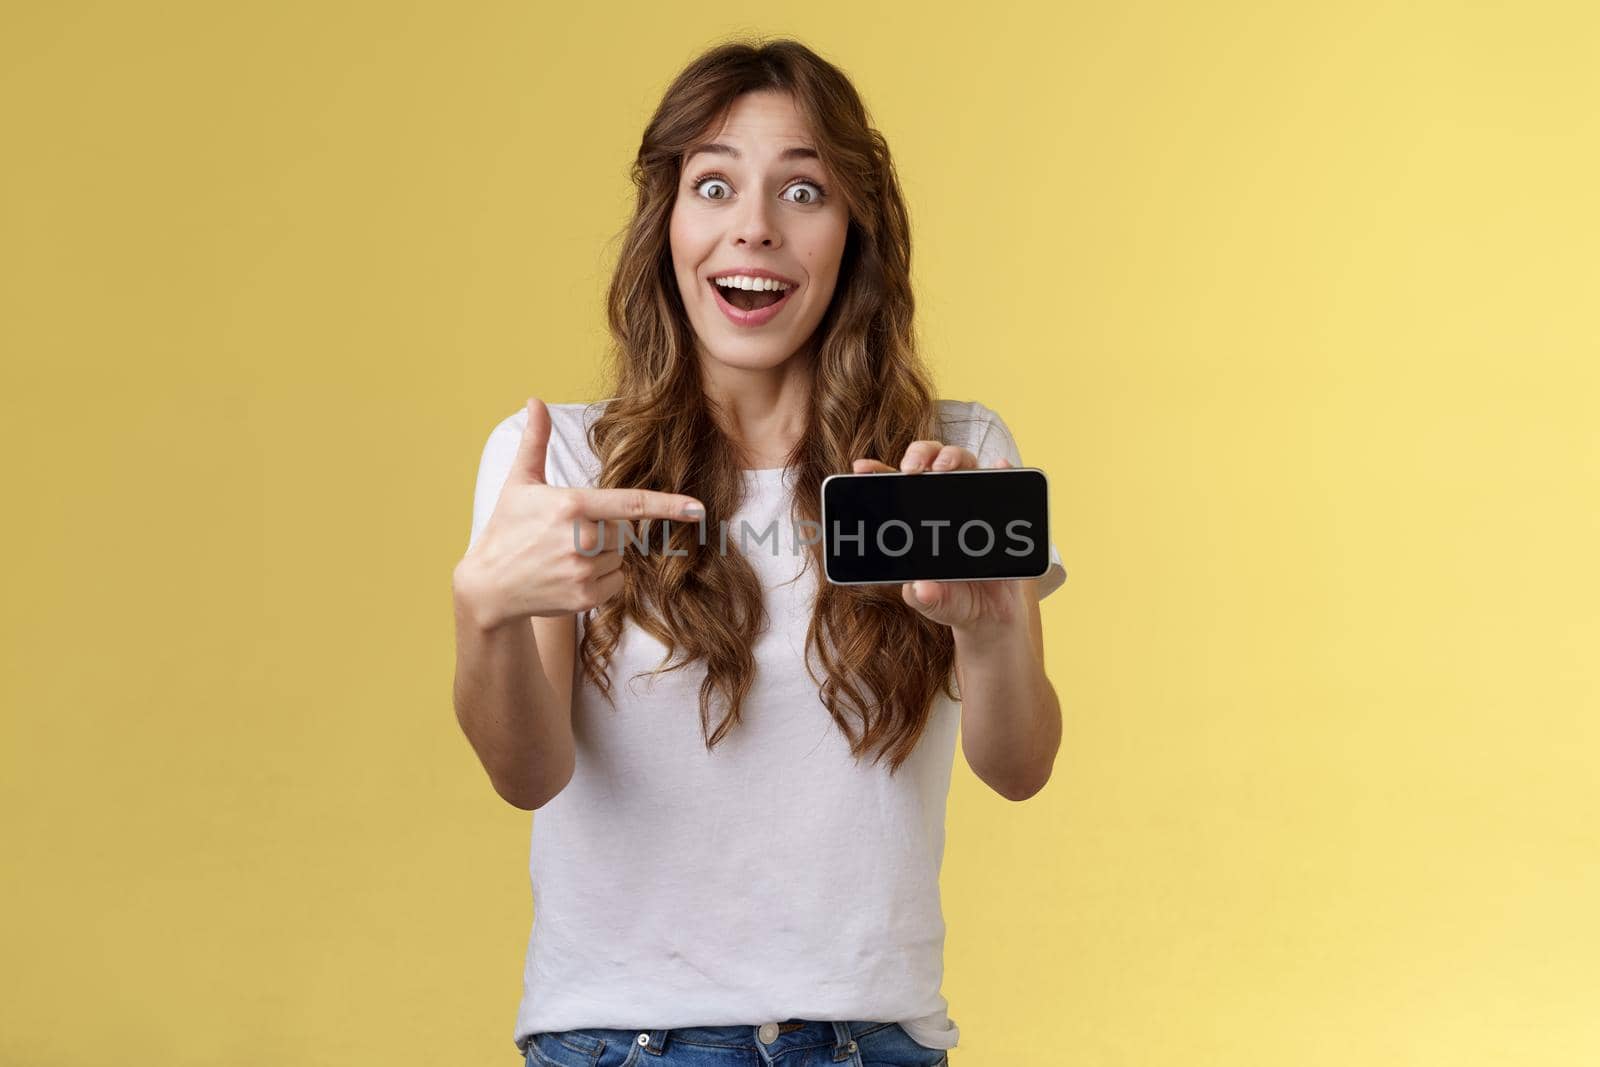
[{"x1": 521, "y1": 1020, "x2": 950, "y2": 1066}]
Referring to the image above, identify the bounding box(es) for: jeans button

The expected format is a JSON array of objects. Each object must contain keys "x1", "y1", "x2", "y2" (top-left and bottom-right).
[{"x1": 758, "y1": 1022, "x2": 779, "y2": 1043}]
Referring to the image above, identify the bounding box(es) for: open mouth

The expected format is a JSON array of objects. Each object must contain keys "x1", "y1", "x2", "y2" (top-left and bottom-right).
[{"x1": 709, "y1": 279, "x2": 790, "y2": 312}]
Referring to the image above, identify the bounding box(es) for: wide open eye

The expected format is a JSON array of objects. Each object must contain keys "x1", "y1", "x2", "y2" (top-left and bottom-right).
[
  {"x1": 690, "y1": 173, "x2": 827, "y2": 205},
  {"x1": 694, "y1": 176, "x2": 732, "y2": 200},
  {"x1": 784, "y1": 180, "x2": 826, "y2": 205}
]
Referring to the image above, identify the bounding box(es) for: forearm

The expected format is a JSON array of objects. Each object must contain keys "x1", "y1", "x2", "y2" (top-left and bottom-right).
[
  {"x1": 450, "y1": 568, "x2": 574, "y2": 810},
  {"x1": 954, "y1": 617, "x2": 1061, "y2": 801}
]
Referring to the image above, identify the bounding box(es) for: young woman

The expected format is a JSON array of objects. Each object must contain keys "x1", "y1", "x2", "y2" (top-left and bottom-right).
[{"x1": 452, "y1": 38, "x2": 1066, "y2": 1067}]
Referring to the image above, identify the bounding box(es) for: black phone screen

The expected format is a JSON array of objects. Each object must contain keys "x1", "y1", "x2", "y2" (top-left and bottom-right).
[{"x1": 820, "y1": 468, "x2": 1051, "y2": 585}]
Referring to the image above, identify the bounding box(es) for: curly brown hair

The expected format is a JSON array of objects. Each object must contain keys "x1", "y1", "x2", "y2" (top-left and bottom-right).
[{"x1": 578, "y1": 37, "x2": 960, "y2": 776}]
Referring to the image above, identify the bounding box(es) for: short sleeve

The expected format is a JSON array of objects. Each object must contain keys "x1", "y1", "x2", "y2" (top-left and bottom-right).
[
  {"x1": 971, "y1": 404, "x2": 1068, "y2": 600},
  {"x1": 466, "y1": 415, "x2": 523, "y2": 553}
]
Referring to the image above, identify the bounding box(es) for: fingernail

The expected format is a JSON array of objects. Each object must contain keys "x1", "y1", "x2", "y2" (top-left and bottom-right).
[{"x1": 683, "y1": 503, "x2": 704, "y2": 518}]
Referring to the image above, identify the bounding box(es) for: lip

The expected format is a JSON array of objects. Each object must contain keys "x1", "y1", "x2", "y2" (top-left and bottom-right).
[{"x1": 708, "y1": 276, "x2": 797, "y2": 328}]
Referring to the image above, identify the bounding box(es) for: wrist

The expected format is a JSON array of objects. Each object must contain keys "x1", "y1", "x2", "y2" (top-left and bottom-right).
[
  {"x1": 951, "y1": 610, "x2": 1028, "y2": 654},
  {"x1": 452, "y1": 555, "x2": 506, "y2": 633}
]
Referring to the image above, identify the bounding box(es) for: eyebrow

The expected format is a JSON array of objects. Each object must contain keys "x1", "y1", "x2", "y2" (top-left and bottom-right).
[{"x1": 684, "y1": 143, "x2": 821, "y2": 166}]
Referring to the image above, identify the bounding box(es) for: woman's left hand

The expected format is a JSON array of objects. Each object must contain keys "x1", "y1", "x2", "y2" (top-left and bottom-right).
[{"x1": 850, "y1": 440, "x2": 1024, "y2": 634}]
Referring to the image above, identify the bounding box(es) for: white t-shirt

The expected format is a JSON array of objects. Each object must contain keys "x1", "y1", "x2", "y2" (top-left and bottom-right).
[{"x1": 466, "y1": 398, "x2": 1067, "y2": 1055}]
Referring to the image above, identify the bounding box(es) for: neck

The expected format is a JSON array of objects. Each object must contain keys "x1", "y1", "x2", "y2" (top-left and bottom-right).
[{"x1": 698, "y1": 346, "x2": 814, "y2": 469}]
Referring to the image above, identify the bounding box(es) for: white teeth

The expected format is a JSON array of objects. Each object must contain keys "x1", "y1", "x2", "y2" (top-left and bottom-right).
[{"x1": 713, "y1": 274, "x2": 792, "y2": 292}]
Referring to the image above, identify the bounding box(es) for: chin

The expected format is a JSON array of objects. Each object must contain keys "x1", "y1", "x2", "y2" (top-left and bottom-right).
[{"x1": 700, "y1": 340, "x2": 801, "y2": 371}]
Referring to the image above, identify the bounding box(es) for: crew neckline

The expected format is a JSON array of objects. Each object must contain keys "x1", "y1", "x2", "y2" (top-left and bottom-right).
[{"x1": 742, "y1": 466, "x2": 792, "y2": 487}]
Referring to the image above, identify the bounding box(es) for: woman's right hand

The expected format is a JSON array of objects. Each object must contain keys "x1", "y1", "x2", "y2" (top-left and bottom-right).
[{"x1": 453, "y1": 398, "x2": 705, "y2": 630}]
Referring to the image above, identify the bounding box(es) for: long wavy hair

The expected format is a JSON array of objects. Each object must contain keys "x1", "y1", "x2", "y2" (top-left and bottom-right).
[{"x1": 578, "y1": 37, "x2": 964, "y2": 776}]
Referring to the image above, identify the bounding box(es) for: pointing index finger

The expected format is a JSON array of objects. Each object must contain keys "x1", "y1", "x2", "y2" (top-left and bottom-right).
[{"x1": 572, "y1": 486, "x2": 705, "y2": 522}]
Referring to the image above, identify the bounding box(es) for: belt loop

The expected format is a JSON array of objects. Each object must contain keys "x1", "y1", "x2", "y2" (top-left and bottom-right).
[
  {"x1": 640, "y1": 1029, "x2": 670, "y2": 1055},
  {"x1": 830, "y1": 1021, "x2": 859, "y2": 1062}
]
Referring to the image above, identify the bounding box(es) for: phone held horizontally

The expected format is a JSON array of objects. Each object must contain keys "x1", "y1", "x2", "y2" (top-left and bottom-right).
[{"x1": 820, "y1": 467, "x2": 1051, "y2": 586}]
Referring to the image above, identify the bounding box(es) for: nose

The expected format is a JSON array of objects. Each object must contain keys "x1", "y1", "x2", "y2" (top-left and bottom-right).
[{"x1": 730, "y1": 194, "x2": 780, "y2": 248}]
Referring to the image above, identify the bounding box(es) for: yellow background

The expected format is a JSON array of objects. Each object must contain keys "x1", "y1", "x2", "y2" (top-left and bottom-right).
[{"x1": 3, "y1": 2, "x2": 1596, "y2": 1064}]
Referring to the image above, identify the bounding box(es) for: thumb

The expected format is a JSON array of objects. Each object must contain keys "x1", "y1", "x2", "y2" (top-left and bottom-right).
[{"x1": 509, "y1": 397, "x2": 551, "y2": 485}]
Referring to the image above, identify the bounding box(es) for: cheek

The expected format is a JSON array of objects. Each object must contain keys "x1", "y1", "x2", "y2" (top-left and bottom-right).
[
  {"x1": 670, "y1": 208, "x2": 716, "y2": 268},
  {"x1": 668, "y1": 199, "x2": 695, "y2": 246},
  {"x1": 801, "y1": 230, "x2": 848, "y2": 295},
  {"x1": 667, "y1": 207, "x2": 686, "y2": 260},
  {"x1": 667, "y1": 221, "x2": 702, "y2": 293},
  {"x1": 803, "y1": 216, "x2": 848, "y2": 272}
]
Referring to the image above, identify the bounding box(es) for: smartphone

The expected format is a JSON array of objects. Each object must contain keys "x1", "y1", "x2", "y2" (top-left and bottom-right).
[{"x1": 820, "y1": 467, "x2": 1052, "y2": 585}]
